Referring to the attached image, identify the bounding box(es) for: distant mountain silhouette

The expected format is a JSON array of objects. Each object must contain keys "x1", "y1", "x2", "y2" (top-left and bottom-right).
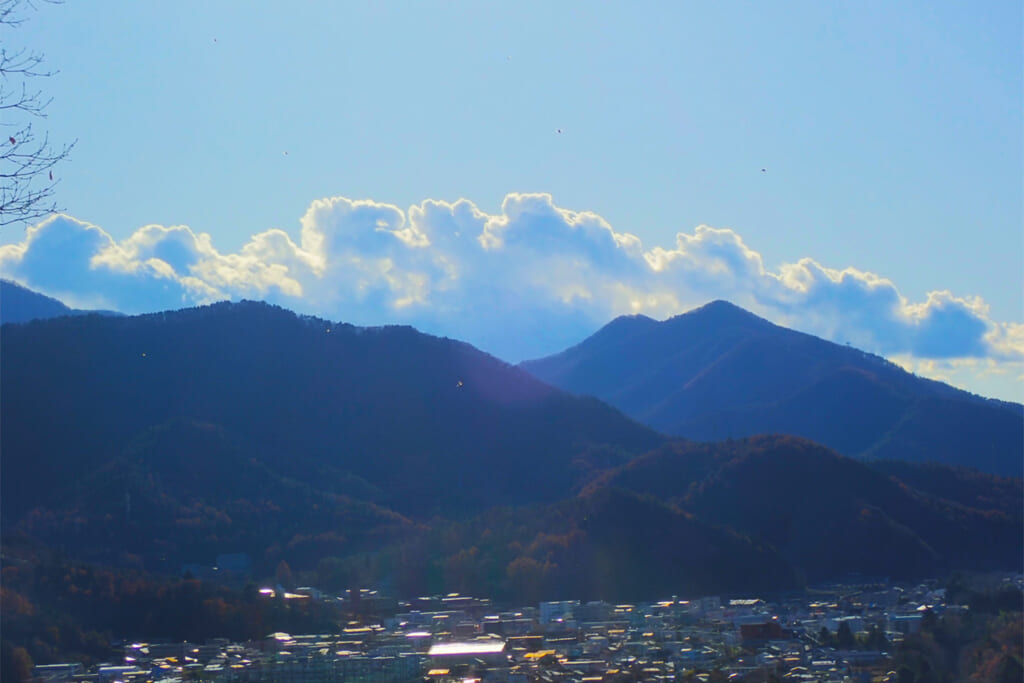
[
  {"x1": 586, "y1": 435, "x2": 1022, "y2": 582},
  {"x1": 521, "y1": 300, "x2": 1023, "y2": 476},
  {"x1": 0, "y1": 279, "x2": 121, "y2": 323},
  {"x1": 1, "y1": 300, "x2": 662, "y2": 525}
]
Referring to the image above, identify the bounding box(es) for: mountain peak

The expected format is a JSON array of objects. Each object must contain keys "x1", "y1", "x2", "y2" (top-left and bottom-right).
[
  {"x1": 698, "y1": 298, "x2": 741, "y2": 311},
  {"x1": 523, "y1": 300, "x2": 1023, "y2": 477},
  {"x1": 670, "y1": 299, "x2": 770, "y2": 328},
  {"x1": 599, "y1": 312, "x2": 659, "y2": 335}
]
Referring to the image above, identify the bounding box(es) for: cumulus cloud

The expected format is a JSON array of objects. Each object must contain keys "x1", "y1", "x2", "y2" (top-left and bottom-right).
[
  {"x1": 1, "y1": 193, "x2": 1021, "y2": 400},
  {"x1": 0, "y1": 216, "x2": 219, "y2": 311}
]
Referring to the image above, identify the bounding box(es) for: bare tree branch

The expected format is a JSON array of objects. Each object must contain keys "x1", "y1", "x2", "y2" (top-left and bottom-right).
[{"x1": 0, "y1": 0, "x2": 75, "y2": 227}]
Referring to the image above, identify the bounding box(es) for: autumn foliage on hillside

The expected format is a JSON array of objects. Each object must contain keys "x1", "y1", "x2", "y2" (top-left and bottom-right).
[
  {"x1": 1, "y1": 545, "x2": 342, "y2": 676},
  {"x1": 893, "y1": 583, "x2": 1023, "y2": 683}
]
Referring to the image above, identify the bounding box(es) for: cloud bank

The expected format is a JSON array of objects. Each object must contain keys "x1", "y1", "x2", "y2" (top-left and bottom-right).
[{"x1": 2, "y1": 193, "x2": 1021, "y2": 399}]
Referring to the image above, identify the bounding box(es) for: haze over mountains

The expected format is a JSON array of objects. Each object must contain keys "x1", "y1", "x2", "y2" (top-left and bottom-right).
[{"x1": 522, "y1": 300, "x2": 1024, "y2": 477}]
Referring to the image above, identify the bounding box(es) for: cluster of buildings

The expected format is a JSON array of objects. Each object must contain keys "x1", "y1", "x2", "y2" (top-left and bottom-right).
[{"x1": 32, "y1": 578, "x2": 1002, "y2": 683}]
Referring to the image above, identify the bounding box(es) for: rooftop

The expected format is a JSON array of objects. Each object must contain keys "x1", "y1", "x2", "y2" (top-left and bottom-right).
[{"x1": 428, "y1": 641, "x2": 506, "y2": 657}]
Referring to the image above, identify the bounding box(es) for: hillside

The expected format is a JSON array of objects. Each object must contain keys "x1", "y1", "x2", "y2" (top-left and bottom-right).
[
  {"x1": 1, "y1": 279, "x2": 75, "y2": 322},
  {"x1": 3, "y1": 299, "x2": 1020, "y2": 610},
  {"x1": 521, "y1": 300, "x2": 1023, "y2": 476},
  {"x1": 1, "y1": 300, "x2": 663, "y2": 524},
  {"x1": 587, "y1": 435, "x2": 1023, "y2": 582},
  {"x1": 12, "y1": 418, "x2": 417, "y2": 573},
  {"x1": 0, "y1": 279, "x2": 120, "y2": 323},
  {"x1": 366, "y1": 487, "x2": 802, "y2": 602}
]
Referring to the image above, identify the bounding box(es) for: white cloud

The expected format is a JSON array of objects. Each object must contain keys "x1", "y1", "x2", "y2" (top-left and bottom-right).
[{"x1": 2, "y1": 194, "x2": 1021, "y2": 401}]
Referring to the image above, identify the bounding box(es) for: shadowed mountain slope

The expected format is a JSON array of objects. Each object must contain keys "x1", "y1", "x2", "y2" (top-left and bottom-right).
[
  {"x1": 1, "y1": 301, "x2": 663, "y2": 523},
  {"x1": 13, "y1": 417, "x2": 416, "y2": 572},
  {"x1": 0, "y1": 279, "x2": 121, "y2": 323},
  {"x1": 521, "y1": 300, "x2": 1023, "y2": 476},
  {"x1": 1, "y1": 279, "x2": 75, "y2": 323},
  {"x1": 866, "y1": 459, "x2": 1023, "y2": 522},
  {"x1": 3, "y1": 298, "x2": 1020, "y2": 604},
  {"x1": 586, "y1": 435, "x2": 1022, "y2": 582},
  {"x1": 378, "y1": 486, "x2": 802, "y2": 602}
]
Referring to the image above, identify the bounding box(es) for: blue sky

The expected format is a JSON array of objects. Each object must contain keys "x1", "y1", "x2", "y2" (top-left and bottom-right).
[{"x1": 2, "y1": 1, "x2": 1021, "y2": 402}]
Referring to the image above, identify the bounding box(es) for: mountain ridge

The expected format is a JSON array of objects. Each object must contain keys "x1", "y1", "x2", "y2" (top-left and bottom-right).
[
  {"x1": 0, "y1": 278, "x2": 122, "y2": 323},
  {"x1": 1, "y1": 299, "x2": 664, "y2": 521},
  {"x1": 521, "y1": 301, "x2": 1023, "y2": 476},
  {"x1": 1, "y1": 297, "x2": 1020, "y2": 608},
  {"x1": 585, "y1": 434, "x2": 1022, "y2": 582}
]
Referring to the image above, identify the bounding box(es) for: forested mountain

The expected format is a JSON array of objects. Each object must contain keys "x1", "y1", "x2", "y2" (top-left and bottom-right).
[
  {"x1": 12, "y1": 417, "x2": 417, "y2": 573},
  {"x1": 365, "y1": 487, "x2": 802, "y2": 603},
  {"x1": 1, "y1": 279, "x2": 74, "y2": 322},
  {"x1": 2, "y1": 301, "x2": 806, "y2": 604},
  {"x1": 586, "y1": 435, "x2": 1022, "y2": 582},
  {"x1": 0, "y1": 279, "x2": 120, "y2": 323},
  {"x1": 866, "y1": 459, "x2": 1023, "y2": 519},
  {"x1": 521, "y1": 300, "x2": 1024, "y2": 476},
  {"x1": 1, "y1": 300, "x2": 662, "y2": 523},
  {"x1": 3, "y1": 300, "x2": 1020, "y2": 590},
  {"x1": 2, "y1": 300, "x2": 1022, "y2": 668}
]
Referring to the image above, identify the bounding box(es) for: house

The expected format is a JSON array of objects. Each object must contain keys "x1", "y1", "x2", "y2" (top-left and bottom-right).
[
  {"x1": 428, "y1": 640, "x2": 510, "y2": 669},
  {"x1": 540, "y1": 600, "x2": 579, "y2": 625}
]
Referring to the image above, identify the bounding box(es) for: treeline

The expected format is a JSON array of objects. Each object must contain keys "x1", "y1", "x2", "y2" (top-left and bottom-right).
[
  {"x1": 892, "y1": 590, "x2": 1023, "y2": 682},
  {"x1": 11, "y1": 417, "x2": 417, "y2": 575},
  {"x1": 586, "y1": 436, "x2": 1023, "y2": 581},
  {"x1": 1, "y1": 551, "x2": 343, "y2": 674},
  {"x1": 300, "y1": 488, "x2": 799, "y2": 604}
]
